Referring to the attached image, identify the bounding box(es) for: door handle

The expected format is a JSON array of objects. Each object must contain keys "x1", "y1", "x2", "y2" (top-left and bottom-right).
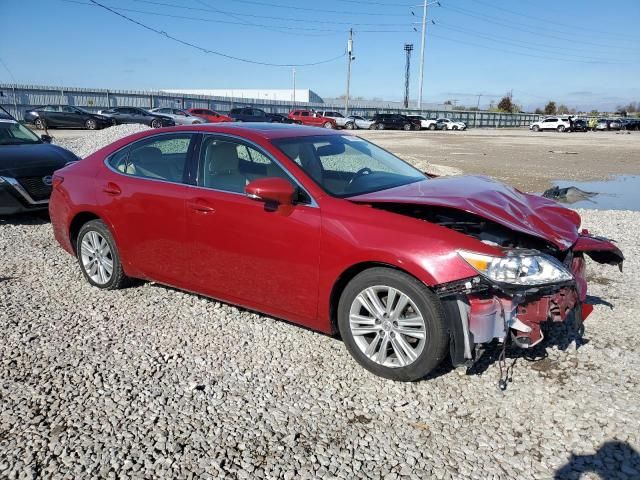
[
  {"x1": 102, "y1": 182, "x2": 121, "y2": 196},
  {"x1": 187, "y1": 199, "x2": 215, "y2": 213}
]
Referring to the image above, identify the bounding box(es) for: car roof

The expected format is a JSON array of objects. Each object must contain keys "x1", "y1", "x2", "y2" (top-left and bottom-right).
[{"x1": 138, "y1": 122, "x2": 349, "y2": 140}]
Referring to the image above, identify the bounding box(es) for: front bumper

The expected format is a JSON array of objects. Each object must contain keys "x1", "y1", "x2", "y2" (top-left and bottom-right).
[{"x1": 0, "y1": 179, "x2": 49, "y2": 215}]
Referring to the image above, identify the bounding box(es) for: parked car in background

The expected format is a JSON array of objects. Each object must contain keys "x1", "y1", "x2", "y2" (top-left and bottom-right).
[
  {"x1": 594, "y1": 118, "x2": 622, "y2": 131},
  {"x1": 49, "y1": 123, "x2": 623, "y2": 381},
  {"x1": 570, "y1": 119, "x2": 588, "y2": 132},
  {"x1": 529, "y1": 117, "x2": 571, "y2": 132},
  {"x1": 98, "y1": 107, "x2": 175, "y2": 128},
  {"x1": 436, "y1": 118, "x2": 467, "y2": 131},
  {"x1": 149, "y1": 108, "x2": 207, "y2": 125},
  {"x1": 316, "y1": 110, "x2": 354, "y2": 129},
  {"x1": 23, "y1": 105, "x2": 113, "y2": 130},
  {"x1": 371, "y1": 114, "x2": 419, "y2": 131},
  {"x1": 186, "y1": 108, "x2": 233, "y2": 123},
  {"x1": 228, "y1": 107, "x2": 289, "y2": 123},
  {"x1": 620, "y1": 118, "x2": 640, "y2": 131},
  {"x1": 408, "y1": 115, "x2": 438, "y2": 130},
  {"x1": 0, "y1": 114, "x2": 78, "y2": 215},
  {"x1": 267, "y1": 113, "x2": 294, "y2": 124},
  {"x1": 347, "y1": 115, "x2": 375, "y2": 130},
  {"x1": 288, "y1": 110, "x2": 336, "y2": 128}
]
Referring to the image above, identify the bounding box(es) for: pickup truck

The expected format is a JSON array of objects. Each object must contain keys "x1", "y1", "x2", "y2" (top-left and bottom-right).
[{"x1": 288, "y1": 110, "x2": 337, "y2": 129}]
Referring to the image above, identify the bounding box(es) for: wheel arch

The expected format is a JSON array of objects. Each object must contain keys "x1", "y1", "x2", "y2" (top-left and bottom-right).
[
  {"x1": 328, "y1": 261, "x2": 433, "y2": 335},
  {"x1": 69, "y1": 211, "x2": 102, "y2": 253}
]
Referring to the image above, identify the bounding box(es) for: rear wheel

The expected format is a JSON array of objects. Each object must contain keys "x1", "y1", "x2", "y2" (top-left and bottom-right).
[
  {"x1": 532, "y1": 125, "x2": 540, "y2": 132},
  {"x1": 345, "y1": 122, "x2": 355, "y2": 130},
  {"x1": 34, "y1": 118, "x2": 46, "y2": 130},
  {"x1": 452, "y1": 125, "x2": 459, "y2": 130},
  {"x1": 338, "y1": 267, "x2": 448, "y2": 381},
  {"x1": 76, "y1": 220, "x2": 129, "y2": 290},
  {"x1": 323, "y1": 121, "x2": 334, "y2": 129},
  {"x1": 403, "y1": 123, "x2": 412, "y2": 131},
  {"x1": 557, "y1": 125, "x2": 566, "y2": 132},
  {"x1": 85, "y1": 119, "x2": 97, "y2": 130},
  {"x1": 428, "y1": 124, "x2": 436, "y2": 130}
]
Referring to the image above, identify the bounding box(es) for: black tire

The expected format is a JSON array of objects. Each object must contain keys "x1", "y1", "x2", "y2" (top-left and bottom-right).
[
  {"x1": 345, "y1": 122, "x2": 355, "y2": 130},
  {"x1": 532, "y1": 125, "x2": 540, "y2": 132},
  {"x1": 85, "y1": 119, "x2": 97, "y2": 130},
  {"x1": 557, "y1": 125, "x2": 566, "y2": 132},
  {"x1": 403, "y1": 123, "x2": 412, "y2": 131},
  {"x1": 337, "y1": 267, "x2": 449, "y2": 381},
  {"x1": 428, "y1": 124, "x2": 436, "y2": 130},
  {"x1": 76, "y1": 219, "x2": 130, "y2": 290},
  {"x1": 376, "y1": 123, "x2": 385, "y2": 130},
  {"x1": 151, "y1": 119, "x2": 163, "y2": 128},
  {"x1": 34, "y1": 118, "x2": 46, "y2": 130},
  {"x1": 323, "y1": 121, "x2": 334, "y2": 129},
  {"x1": 452, "y1": 125, "x2": 459, "y2": 131},
  {"x1": 295, "y1": 120, "x2": 303, "y2": 125}
]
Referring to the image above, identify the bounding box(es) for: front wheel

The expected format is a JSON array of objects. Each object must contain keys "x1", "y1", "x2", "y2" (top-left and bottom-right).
[
  {"x1": 557, "y1": 125, "x2": 566, "y2": 132},
  {"x1": 338, "y1": 267, "x2": 448, "y2": 381},
  {"x1": 532, "y1": 125, "x2": 540, "y2": 132},
  {"x1": 403, "y1": 123, "x2": 412, "y2": 131},
  {"x1": 151, "y1": 119, "x2": 162, "y2": 128},
  {"x1": 452, "y1": 125, "x2": 459, "y2": 130},
  {"x1": 345, "y1": 122, "x2": 355, "y2": 130},
  {"x1": 34, "y1": 118, "x2": 46, "y2": 130},
  {"x1": 76, "y1": 220, "x2": 130, "y2": 290},
  {"x1": 428, "y1": 124, "x2": 436, "y2": 130},
  {"x1": 323, "y1": 121, "x2": 334, "y2": 129},
  {"x1": 85, "y1": 119, "x2": 97, "y2": 130}
]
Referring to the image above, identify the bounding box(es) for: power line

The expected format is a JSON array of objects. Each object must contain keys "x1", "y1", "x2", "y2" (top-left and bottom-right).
[
  {"x1": 86, "y1": 0, "x2": 347, "y2": 66},
  {"x1": 470, "y1": 0, "x2": 640, "y2": 41},
  {"x1": 227, "y1": 0, "x2": 411, "y2": 16},
  {"x1": 0, "y1": 57, "x2": 17, "y2": 84},
  {"x1": 433, "y1": 22, "x2": 631, "y2": 63},
  {"x1": 441, "y1": 4, "x2": 635, "y2": 50}
]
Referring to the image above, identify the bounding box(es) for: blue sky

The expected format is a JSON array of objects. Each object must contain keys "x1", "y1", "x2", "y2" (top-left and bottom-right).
[{"x1": 2, "y1": 0, "x2": 639, "y2": 111}]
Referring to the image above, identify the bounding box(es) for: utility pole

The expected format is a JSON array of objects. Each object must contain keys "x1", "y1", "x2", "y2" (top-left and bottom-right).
[
  {"x1": 292, "y1": 68, "x2": 296, "y2": 105},
  {"x1": 474, "y1": 93, "x2": 482, "y2": 128},
  {"x1": 403, "y1": 44, "x2": 413, "y2": 108},
  {"x1": 417, "y1": 0, "x2": 428, "y2": 110},
  {"x1": 345, "y1": 28, "x2": 353, "y2": 116}
]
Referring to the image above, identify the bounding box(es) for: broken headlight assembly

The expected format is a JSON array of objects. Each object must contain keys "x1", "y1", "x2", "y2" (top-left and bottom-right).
[{"x1": 458, "y1": 250, "x2": 573, "y2": 286}]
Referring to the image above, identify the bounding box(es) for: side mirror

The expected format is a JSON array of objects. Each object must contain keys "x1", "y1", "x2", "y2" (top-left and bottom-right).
[
  {"x1": 245, "y1": 177, "x2": 295, "y2": 206},
  {"x1": 41, "y1": 134, "x2": 53, "y2": 143}
]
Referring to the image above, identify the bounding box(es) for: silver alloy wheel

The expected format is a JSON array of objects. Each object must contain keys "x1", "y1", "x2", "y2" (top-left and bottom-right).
[
  {"x1": 80, "y1": 231, "x2": 114, "y2": 285},
  {"x1": 349, "y1": 285, "x2": 427, "y2": 368},
  {"x1": 86, "y1": 119, "x2": 97, "y2": 130}
]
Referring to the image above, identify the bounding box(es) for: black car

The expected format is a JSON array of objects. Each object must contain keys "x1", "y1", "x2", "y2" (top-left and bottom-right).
[
  {"x1": 0, "y1": 115, "x2": 78, "y2": 215},
  {"x1": 571, "y1": 119, "x2": 588, "y2": 132},
  {"x1": 371, "y1": 113, "x2": 419, "y2": 131},
  {"x1": 228, "y1": 107, "x2": 289, "y2": 123},
  {"x1": 23, "y1": 105, "x2": 113, "y2": 130},
  {"x1": 98, "y1": 107, "x2": 175, "y2": 128},
  {"x1": 620, "y1": 118, "x2": 640, "y2": 131}
]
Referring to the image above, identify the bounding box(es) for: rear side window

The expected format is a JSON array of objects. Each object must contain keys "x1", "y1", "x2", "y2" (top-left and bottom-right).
[{"x1": 108, "y1": 134, "x2": 195, "y2": 183}]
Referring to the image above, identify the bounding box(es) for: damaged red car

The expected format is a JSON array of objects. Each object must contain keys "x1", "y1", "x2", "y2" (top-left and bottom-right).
[{"x1": 49, "y1": 124, "x2": 624, "y2": 381}]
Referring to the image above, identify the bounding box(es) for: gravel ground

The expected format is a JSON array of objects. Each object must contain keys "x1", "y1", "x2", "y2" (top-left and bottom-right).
[
  {"x1": 1, "y1": 208, "x2": 639, "y2": 479},
  {"x1": 52, "y1": 124, "x2": 150, "y2": 158}
]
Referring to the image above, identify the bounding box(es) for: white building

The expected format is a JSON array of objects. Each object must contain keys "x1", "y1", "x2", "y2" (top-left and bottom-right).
[{"x1": 162, "y1": 89, "x2": 324, "y2": 103}]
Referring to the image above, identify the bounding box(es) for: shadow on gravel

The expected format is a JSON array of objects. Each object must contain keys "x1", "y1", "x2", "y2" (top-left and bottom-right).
[
  {"x1": 0, "y1": 212, "x2": 50, "y2": 225},
  {"x1": 466, "y1": 314, "x2": 588, "y2": 381},
  {"x1": 554, "y1": 441, "x2": 640, "y2": 479}
]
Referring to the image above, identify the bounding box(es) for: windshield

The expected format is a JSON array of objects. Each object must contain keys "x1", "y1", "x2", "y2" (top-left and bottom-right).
[
  {"x1": 273, "y1": 135, "x2": 425, "y2": 197},
  {"x1": 0, "y1": 122, "x2": 41, "y2": 145}
]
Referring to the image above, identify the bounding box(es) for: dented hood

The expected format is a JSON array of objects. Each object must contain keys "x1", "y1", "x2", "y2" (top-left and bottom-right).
[{"x1": 349, "y1": 176, "x2": 581, "y2": 249}]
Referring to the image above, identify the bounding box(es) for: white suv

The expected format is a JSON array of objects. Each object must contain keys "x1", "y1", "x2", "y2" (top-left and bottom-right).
[
  {"x1": 530, "y1": 117, "x2": 571, "y2": 132},
  {"x1": 316, "y1": 111, "x2": 354, "y2": 129},
  {"x1": 408, "y1": 115, "x2": 438, "y2": 130}
]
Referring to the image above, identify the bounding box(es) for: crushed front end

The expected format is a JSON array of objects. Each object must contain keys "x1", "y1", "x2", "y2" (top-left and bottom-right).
[{"x1": 435, "y1": 233, "x2": 623, "y2": 367}]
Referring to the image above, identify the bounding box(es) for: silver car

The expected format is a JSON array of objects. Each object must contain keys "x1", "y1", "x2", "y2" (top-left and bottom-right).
[
  {"x1": 347, "y1": 115, "x2": 375, "y2": 130},
  {"x1": 149, "y1": 108, "x2": 207, "y2": 125}
]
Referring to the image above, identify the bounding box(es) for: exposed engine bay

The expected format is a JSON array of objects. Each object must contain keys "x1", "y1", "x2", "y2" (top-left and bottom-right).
[{"x1": 369, "y1": 202, "x2": 624, "y2": 365}]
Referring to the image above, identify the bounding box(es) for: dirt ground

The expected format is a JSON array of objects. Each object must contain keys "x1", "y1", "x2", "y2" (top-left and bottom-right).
[
  {"x1": 39, "y1": 126, "x2": 640, "y2": 193},
  {"x1": 357, "y1": 128, "x2": 640, "y2": 192}
]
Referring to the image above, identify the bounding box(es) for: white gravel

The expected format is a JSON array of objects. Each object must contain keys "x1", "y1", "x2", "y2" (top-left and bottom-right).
[
  {"x1": 1, "y1": 208, "x2": 639, "y2": 479},
  {"x1": 53, "y1": 124, "x2": 150, "y2": 158}
]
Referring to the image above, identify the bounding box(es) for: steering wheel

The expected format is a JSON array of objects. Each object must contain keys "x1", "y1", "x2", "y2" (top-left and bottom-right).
[{"x1": 347, "y1": 167, "x2": 373, "y2": 188}]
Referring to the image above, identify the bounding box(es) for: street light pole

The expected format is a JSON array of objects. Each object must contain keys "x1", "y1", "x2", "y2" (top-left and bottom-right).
[
  {"x1": 292, "y1": 68, "x2": 296, "y2": 105},
  {"x1": 417, "y1": 0, "x2": 427, "y2": 110},
  {"x1": 345, "y1": 28, "x2": 353, "y2": 116}
]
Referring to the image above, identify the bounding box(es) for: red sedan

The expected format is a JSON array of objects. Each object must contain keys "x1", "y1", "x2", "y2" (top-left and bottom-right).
[
  {"x1": 185, "y1": 108, "x2": 232, "y2": 123},
  {"x1": 49, "y1": 124, "x2": 623, "y2": 381}
]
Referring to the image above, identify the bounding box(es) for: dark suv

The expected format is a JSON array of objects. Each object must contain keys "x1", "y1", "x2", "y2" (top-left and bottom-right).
[
  {"x1": 229, "y1": 107, "x2": 290, "y2": 123},
  {"x1": 371, "y1": 114, "x2": 419, "y2": 131}
]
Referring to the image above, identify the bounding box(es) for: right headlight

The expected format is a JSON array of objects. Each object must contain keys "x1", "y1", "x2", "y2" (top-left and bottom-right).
[{"x1": 458, "y1": 250, "x2": 573, "y2": 286}]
